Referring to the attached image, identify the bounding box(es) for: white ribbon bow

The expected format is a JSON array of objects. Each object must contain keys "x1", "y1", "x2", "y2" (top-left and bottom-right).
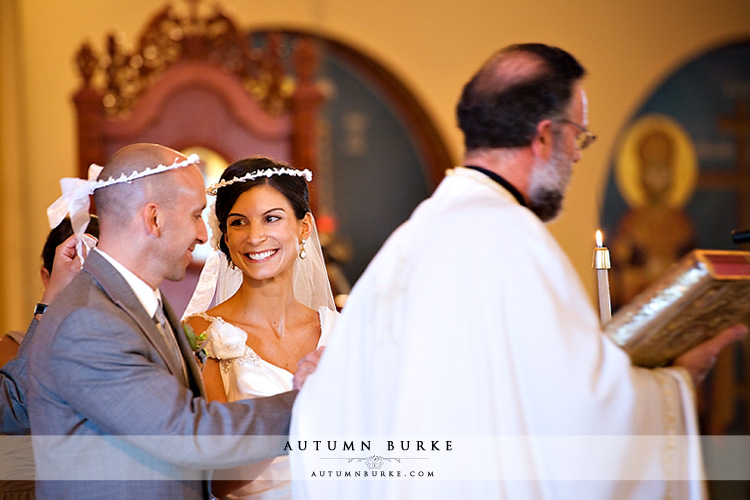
[{"x1": 46, "y1": 164, "x2": 103, "y2": 264}]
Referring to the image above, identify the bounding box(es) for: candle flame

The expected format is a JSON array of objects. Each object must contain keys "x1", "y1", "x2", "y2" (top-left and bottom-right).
[{"x1": 595, "y1": 229, "x2": 603, "y2": 247}]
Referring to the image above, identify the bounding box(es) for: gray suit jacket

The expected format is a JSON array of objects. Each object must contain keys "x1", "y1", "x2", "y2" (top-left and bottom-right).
[
  {"x1": 0, "y1": 319, "x2": 38, "y2": 434},
  {"x1": 28, "y1": 250, "x2": 296, "y2": 499}
]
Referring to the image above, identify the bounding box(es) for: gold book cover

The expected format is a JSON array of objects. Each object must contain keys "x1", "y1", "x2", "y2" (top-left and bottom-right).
[{"x1": 604, "y1": 250, "x2": 750, "y2": 368}]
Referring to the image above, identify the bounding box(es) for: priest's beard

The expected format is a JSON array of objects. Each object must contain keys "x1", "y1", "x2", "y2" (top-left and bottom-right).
[{"x1": 527, "y1": 143, "x2": 573, "y2": 222}]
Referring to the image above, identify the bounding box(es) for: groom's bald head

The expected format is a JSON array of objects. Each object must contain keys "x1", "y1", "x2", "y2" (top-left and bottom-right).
[{"x1": 94, "y1": 143, "x2": 188, "y2": 226}]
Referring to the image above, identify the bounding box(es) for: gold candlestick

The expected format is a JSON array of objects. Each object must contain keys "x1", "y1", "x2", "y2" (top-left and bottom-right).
[{"x1": 592, "y1": 230, "x2": 612, "y2": 325}]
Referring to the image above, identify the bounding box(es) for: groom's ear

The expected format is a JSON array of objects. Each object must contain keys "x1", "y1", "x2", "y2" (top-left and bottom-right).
[{"x1": 142, "y1": 202, "x2": 162, "y2": 238}]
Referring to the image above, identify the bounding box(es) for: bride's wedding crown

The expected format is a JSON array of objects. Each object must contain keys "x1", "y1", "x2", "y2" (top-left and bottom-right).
[
  {"x1": 206, "y1": 167, "x2": 313, "y2": 196},
  {"x1": 205, "y1": 166, "x2": 313, "y2": 251}
]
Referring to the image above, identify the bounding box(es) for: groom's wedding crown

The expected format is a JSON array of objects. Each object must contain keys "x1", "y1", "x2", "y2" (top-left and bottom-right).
[
  {"x1": 206, "y1": 167, "x2": 313, "y2": 196},
  {"x1": 48, "y1": 153, "x2": 201, "y2": 227},
  {"x1": 90, "y1": 154, "x2": 201, "y2": 193},
  {"x1": 46, "y1": 153, "x2": 201, "y2": 262}
]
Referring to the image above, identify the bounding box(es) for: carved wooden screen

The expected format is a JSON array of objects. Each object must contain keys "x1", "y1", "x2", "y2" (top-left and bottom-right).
[
  {"x1": 71, "y1": 1, "x2": 323, "y2": 313},
  {"x1": 72, "y1": 1, "x2": 323, "y2": 209}
]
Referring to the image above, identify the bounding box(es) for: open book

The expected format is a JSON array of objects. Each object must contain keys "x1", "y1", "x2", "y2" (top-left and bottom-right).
[{"x1": 604, "y1": 250, "x2": 750, "y2": 368}]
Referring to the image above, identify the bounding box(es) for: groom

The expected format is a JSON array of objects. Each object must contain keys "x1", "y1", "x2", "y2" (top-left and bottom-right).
[{"x1": 27, "y1": 144, "x2": 296, "y2": 499}]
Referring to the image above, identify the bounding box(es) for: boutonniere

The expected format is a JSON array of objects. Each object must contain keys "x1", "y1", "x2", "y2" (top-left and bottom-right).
[{"x1": 183, "y1": 323, "x2": 208, "y2": 365}]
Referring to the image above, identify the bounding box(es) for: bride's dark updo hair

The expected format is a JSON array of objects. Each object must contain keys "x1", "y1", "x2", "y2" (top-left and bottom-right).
[{"x1": 214, "y1": 156, "x2": 310, "y2": 262}]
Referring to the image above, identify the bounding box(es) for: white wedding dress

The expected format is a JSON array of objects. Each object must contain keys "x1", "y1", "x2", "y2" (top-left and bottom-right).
[{"x1": 189, "y1": 306, "x2": 339, "y2": 500}]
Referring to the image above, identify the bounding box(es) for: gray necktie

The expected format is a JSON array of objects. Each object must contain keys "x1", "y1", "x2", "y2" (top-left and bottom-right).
[{"x1": 154, "y1": 301, "x2": 188, "y2": 383}]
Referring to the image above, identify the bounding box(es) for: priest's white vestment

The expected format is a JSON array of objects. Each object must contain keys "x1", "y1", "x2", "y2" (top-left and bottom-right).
[{"x1": 290, "y1": 167, "x2": 704, "y2": 500}]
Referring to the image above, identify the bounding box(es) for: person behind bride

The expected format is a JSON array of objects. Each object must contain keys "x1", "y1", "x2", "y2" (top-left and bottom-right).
[
  {"x1": 1, "y1": 217, "x2": 99, "y2": 435},
  {"x1": 0, "y1": 216, "x2": 99, "y2": 370},
  {"x1": 1, "y1": 217, "x2": 98, "y2": 499},
  {"x1": 182, "y1": 156, "x2": 338, "y2": 499}
]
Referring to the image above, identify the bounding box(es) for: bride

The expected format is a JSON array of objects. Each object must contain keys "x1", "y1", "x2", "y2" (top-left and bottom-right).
[{"x1": 182, "y1": 156, "x2": 338, "y2": 499}]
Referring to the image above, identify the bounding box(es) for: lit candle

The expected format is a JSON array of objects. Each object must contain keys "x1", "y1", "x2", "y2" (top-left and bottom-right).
[{"x1": 592, "y1": 230, "x2": 612, "y2": 325}]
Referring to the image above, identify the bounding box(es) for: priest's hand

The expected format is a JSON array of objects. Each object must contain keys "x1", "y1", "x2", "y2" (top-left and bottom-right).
[
  {"x1": 293, "y1": 347, "x2": 325, "y2": 390},
  {"x1": 672, "y1": 324, "x2": 748, "y2": 386}
]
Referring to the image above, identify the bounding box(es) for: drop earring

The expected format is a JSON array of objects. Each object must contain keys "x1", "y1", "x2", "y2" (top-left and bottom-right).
[{"x1": 299, "y1": 238, "x2": 307, "y2": 259}]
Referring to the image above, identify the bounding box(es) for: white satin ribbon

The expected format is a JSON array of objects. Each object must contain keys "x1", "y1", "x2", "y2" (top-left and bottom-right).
[{"x1": 46, "y1": 164, "x2": 103, "y2": 264}]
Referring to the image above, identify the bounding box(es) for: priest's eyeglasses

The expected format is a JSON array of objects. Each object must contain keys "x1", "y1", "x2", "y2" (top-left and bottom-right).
[{"x1": 558, "y1": 119, "x2": 597, "y2": 150}]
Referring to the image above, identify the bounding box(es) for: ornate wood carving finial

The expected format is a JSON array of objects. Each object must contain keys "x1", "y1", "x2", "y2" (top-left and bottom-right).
[
  {"x1": 75, "y1": 42, "x2": 98, "y2": 87},
  {"x1": 72, "y1": 0, "x2": 313, "y2": 116},
  {"x1": 186, "y1": 0, "x2": 200, "y2": 23},
  {"x1": 293, "y1": 37, "x2": 319, "y2": 86}
]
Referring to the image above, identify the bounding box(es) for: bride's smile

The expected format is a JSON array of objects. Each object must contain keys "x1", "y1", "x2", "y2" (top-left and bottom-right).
[{"x1": 245, "y1": 249, "x2": 278, "y2": 262}]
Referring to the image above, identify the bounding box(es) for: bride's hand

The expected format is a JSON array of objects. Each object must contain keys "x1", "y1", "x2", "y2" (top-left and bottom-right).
[{"x1": 293, "y1": 347, "x2": 325, "y2": 390}]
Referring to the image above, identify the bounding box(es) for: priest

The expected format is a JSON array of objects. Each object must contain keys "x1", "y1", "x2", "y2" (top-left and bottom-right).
[{"x1": 289, "y1": 43, "x2": 747, "y2": 499}]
